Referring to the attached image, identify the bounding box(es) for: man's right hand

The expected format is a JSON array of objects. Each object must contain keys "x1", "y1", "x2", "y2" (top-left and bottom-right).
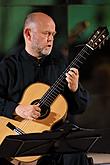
[{"x1": 15, "y1": 104, "x2": 41, "y2": 120}]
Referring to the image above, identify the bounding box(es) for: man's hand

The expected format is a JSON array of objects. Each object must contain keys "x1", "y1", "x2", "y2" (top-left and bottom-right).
[
  {"x1": 66, "y1": 68, "x2": 79, "y2": 92},
  {"x1": 15, "y1": 104, "x2": 41, "y2": 120}
]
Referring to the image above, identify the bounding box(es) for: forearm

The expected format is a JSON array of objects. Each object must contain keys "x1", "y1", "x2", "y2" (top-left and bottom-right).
[
  {"x1": 72, "y1": 83, "x2": 89, "y2": 113},
  {"x1": 0, "y1": 97, "x2": 18, "y2": 118},
  {"x1": 64, "y1": 83, "x2": 89, "y2": 115}
]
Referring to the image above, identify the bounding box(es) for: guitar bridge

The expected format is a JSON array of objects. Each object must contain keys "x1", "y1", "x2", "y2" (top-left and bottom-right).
[{"x1": 6, "y1": 122, "x2": 25, "y2": 135}]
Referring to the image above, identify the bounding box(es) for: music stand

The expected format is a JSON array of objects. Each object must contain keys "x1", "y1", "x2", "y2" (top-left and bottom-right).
[{"x1": 0, "y1": 128, "x2": 101, "y2": 158}]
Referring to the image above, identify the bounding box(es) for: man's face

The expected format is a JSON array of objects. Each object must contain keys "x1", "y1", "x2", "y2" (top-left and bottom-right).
[{"x1": 31, "y1": 20, "x2": 56, "y2": 57}]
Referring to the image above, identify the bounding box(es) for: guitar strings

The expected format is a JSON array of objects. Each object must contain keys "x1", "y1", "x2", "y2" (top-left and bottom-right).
[
  {"x1": 31, "y1": 30, "x2": 106, "y2": 112},
  {"x1": 38, "y1": 45, "x2": 91, "y2": 107},
  {"x1": 38, "y1": 46, "x2": 90, "y2": 107}
]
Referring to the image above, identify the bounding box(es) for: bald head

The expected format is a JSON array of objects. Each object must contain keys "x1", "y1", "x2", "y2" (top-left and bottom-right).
[
  {"x1": 24, "y1": 12, "x2": 55, "y2": 29},
  {"x1": 23, "y1": 12, "x2": 56, "y2": 58}
]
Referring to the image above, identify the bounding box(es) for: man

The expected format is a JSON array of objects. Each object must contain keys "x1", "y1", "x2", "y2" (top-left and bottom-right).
[{"x1": 0, "y1": 12, "x2": 89, "y2": 165}]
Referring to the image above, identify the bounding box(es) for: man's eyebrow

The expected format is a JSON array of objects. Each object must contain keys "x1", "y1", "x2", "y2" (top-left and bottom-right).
[{"x1": 43, "y1": 31, "x2": 57, "y2": 36}]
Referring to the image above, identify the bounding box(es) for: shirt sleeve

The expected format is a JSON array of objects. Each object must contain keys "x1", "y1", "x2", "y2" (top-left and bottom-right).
[
  {"x1": 0, "y1": 60, "x2": 18, "y2": 118},
  {"x1": 63, "y1": 82, "x2": 89, "y2": 115}
]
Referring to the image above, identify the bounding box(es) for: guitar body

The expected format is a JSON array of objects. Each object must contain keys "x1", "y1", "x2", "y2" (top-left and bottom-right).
[{"x1": 0, "y1": 83, "x2": 68, "y2": 162}]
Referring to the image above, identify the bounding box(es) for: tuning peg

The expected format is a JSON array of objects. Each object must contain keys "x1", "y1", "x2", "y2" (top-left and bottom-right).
[
  {"x1": 99, "y1": 44, "x2": 102, "y2": 49},
  {"x1": 98, "y1": 38, "x2": 101, "y2": 42},
  {"x1": 106, "y1": 36, "x2": 109, "y2": 40},
  {"x1": 102, "y1": 34, "x2": 106, "y2": 38},
  {"x1": 94, "y1": 42, "x2": 98, "y2": 46},
  {"x1": 102, "y1": 41, "x2": 105, "y2": 45},
  {"x1": 96, "y1": 31, "x2": 100, "y2": 34}
]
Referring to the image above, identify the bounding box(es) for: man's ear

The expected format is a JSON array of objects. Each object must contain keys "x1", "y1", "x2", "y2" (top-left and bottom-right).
[{"x1": 24, "y1": 28, "x2": 31, "y2": 41}]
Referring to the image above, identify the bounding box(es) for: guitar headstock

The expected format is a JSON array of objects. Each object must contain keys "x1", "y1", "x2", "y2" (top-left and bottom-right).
[{"x1": 87, "y1": 26, "x2": 109, "y2": 50}]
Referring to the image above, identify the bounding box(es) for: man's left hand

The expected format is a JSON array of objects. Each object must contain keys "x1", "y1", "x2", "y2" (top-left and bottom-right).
[{"x1": 66, "y1": 68, "x2": 79, "y2": 92}]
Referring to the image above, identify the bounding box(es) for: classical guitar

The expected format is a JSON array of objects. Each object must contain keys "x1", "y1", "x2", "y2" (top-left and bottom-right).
[{"x1": 0, "y1": 26, "x2": 109, "y2": 163}]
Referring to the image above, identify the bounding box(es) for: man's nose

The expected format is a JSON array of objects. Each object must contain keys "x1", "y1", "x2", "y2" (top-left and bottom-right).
[{"x1": 47, "y1": 34, "x2": 54, "y2": 41}]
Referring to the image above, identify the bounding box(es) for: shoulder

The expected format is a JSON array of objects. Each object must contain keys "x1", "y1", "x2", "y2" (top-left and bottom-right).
[
  {"x1": 1, "y1": 45, "x2": 24, "y2": 65},
  {"x1": 0, "y1": 46, "x2": 24, "y2": 73},
  {"x1": 50, "y1": 49, "x2": 67, "y2": 67}
]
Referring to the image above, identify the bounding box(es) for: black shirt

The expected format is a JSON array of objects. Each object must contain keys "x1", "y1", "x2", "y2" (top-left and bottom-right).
[{"x1": 0, "y1": 49, "x2": 89, "y2": 121}]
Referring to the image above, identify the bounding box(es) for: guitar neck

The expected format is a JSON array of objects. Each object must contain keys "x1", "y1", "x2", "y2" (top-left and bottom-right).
[
  {"x1": 37, "y1": 26, "x2": 109, "y2": 118},
  {"x1": 39, "y1": 44, "x2": 93, "y2": 108}
]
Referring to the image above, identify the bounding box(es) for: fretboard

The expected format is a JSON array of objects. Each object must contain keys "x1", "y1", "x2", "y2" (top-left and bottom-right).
[{"x1": 39, "y1": 45, "x2": 93, "y2": 108}]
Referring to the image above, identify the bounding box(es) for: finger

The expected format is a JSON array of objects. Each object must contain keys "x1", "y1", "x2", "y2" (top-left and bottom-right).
[
  {"x1": 66, "y1": 68, "x2": 78, "y2": 78},
  {"x1": 33, "y1": 105, "x2": 41, "y2": 112},
  {"x1": 65, "y1": 76, "x2": 73, "y2": 83},
  {"x1": 66, "y1": 72, "x2": 75, "y2": 80},
  {"x1": 31, "y1": 112, "x2": 40, "y2": 119},
  {"x1": 67, "y1": 71, "x2": 76, "y2": 77},
  {"x1": 27, "y1": 115, "x2": 37, "y2": 121},
  {"x1": 70, "y1": 68, "x2": 78, "y2": 75},
  {"x1": 34, "y1": 110, "x2": 41, "y2": 116},
  {"x1": 70, "y1": 68, "x2": 78, "y2": 72}
]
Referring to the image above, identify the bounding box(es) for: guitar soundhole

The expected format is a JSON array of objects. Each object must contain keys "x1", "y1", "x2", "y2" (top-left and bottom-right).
[{"x1": 31, "y1": 99, "x2": 50, "y2": 119}]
